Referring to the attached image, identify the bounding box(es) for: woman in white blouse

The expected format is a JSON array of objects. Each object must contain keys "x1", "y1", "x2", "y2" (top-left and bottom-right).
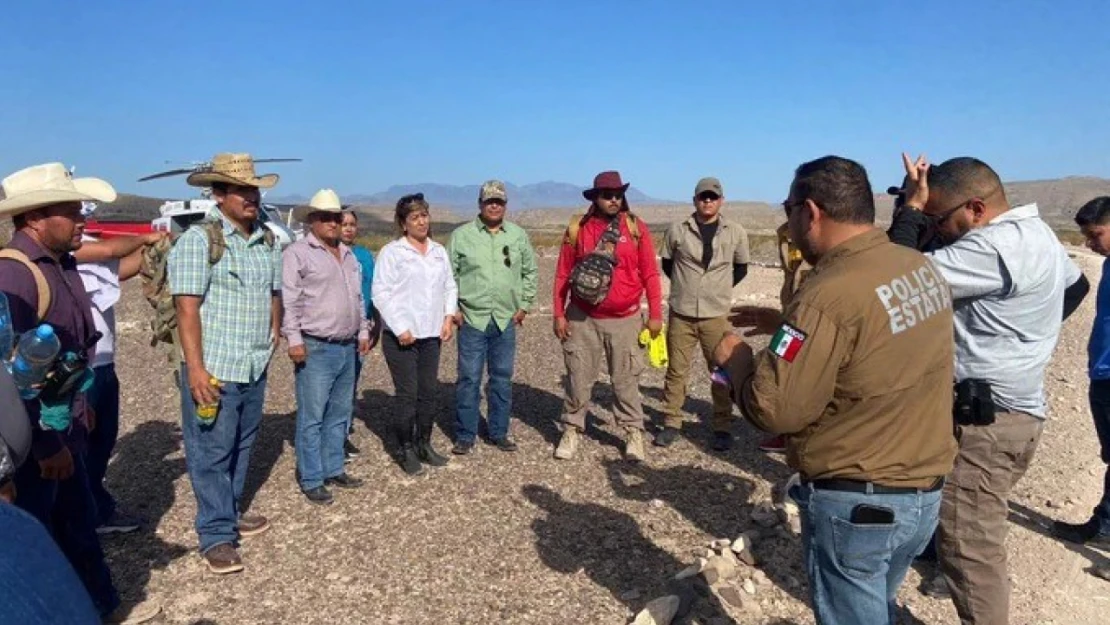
[{"x1": 371, "y1": 193, "x2": 458, "y2": 476}]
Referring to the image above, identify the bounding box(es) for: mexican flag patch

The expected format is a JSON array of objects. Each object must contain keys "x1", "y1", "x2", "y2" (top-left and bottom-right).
[{"x1": 770, "y1": 323, "x2": 807, "y2": 362}]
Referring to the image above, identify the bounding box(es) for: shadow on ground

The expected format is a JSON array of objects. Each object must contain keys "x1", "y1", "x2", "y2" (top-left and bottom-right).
[
  {"x1": 1009, "y1": 500, "x2": 1110, "y2": 577},
  {"x1": 524, "y1": 483, "x2": 738, "y2": 625},
  {"x1": 103, "y1": 421, "x2": 192, "y2": 603}
]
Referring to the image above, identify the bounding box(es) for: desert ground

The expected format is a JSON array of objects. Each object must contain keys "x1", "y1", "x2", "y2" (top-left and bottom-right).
[{"x1": 93, "y1": 244, "x2": 1109, "y2": 625}]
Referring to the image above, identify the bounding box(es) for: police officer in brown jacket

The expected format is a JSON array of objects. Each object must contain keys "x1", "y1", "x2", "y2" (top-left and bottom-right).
[{"x1": 718, "y1": 156, "x2": 957, "y2": 624}]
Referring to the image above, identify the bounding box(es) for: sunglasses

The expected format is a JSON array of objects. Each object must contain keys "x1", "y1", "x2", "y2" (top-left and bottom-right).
[
  {"x1": 482, "y1": 199, "x2": 506, "y2": 207},
  {"x1": 927, "y1": 199, "x2": 971, "y2": 226},
  {"x1": 697, "y1": 192, "x2": 721, "y2": 202},
  {"x1": 502, "y1": 245, "x2": 511, "y2": 267},
  {"x1": 313, "y1": 212, "x2": 343, "y2": 223},
  {"x1": 599, "y1": 191, "x2": 624, "y2": 201}
]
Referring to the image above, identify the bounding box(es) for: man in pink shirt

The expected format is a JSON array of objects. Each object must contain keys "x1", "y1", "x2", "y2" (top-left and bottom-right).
[{"x1": 282, "y1": 190, "x2": 371, "y2": 505}]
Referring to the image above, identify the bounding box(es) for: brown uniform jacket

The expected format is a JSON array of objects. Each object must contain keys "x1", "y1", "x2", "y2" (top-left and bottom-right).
[
  {"x1": 732, "y1": 229, "x2": 957, "y2": 488},
  {"x1": 777, "y1": 223, "x2": 811, "y2": 308}
]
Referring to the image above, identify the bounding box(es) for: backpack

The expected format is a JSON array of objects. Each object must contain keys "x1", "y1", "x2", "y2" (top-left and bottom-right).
[
  {"x1": 140, "y1": 219, "x2": 274, "y2": 358},
  {"x1": 564, "y1": 211, "x2": 642, "y2": 248},
  {"x1": 567, "y1": 217, "x2": 624, "y2": 305},
  {"x1": 0, "y1": 249, "x2": 52, "y2": 323}
]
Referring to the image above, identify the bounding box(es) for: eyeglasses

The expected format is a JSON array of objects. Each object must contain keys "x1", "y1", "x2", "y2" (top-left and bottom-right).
[
  {"x1": 782, "y1": 200, "x2": 804, "y2": 217},
  {"x1": 502, "y1": 245, "x2": 511, "y2": 267},
  {"x1": 314, "y1": 212, "x2": 343, "y2": 223},
  {"x1": 697, "y1": 192, "x2": 721, "y2": 202},
  {"x1": 599, "y1": 191, "x2": 624, "y2": 201},
  {"x1": 927, "y1": 199, "x2": 971, "y2": 226},
  {"x1": 482, "y1": 199, "x2": 506, "y2": 207}
]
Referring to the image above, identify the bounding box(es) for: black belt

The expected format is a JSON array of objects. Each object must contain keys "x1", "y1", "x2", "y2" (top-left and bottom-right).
[
  {"x1": 303, "y1": 334, "x2": 357, "y2": 346},
  {"x1": 805, "y1": 477, "x2": 944, "y2": 495}
]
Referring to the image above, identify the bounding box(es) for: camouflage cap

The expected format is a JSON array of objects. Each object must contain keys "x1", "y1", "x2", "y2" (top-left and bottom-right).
[
  {"x1": 479, "y1": 180, "x2": 508, "y2": 202},
  {"x1": 694, "y1": 177, "x2": 723, "y2": 197}
]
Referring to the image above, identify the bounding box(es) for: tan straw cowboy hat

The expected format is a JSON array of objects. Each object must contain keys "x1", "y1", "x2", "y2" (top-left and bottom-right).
[
  {"x1": 186, "y1": 153, "x2": 280, "y2": 189},
  {"x1": 0, "y1": 162, "x2": 117, "y2": 219},
  {"x1": 292, "y1": 188, "x2": 344, "y2": 222}
]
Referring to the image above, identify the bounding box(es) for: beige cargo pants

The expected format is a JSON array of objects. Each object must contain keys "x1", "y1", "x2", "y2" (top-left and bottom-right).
[
  {"x1": 938, "y1": 411, "x2": 1043, "y2": 625},
  {"x1": 559, "y1": 304, "x2": 646, "y2": 432},
  {"x1": 661, "y1": 312, "x2": 733, "y2": 431}
]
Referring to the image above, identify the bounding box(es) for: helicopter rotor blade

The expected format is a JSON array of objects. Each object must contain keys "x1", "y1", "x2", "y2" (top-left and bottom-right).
[
  {"x1": 253, "y1": 158, "x2": 303, "y2": 163},
  {"x1": 137, "y1": 168, "x2": 200, "y2": 182}
]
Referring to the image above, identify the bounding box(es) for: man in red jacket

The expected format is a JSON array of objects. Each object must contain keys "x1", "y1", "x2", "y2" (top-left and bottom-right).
[{"x1": 552, "y1": 171, "x2": 663, "y2": 461}]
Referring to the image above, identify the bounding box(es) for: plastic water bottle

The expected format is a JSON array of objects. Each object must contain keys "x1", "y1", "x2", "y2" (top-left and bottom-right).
[
  {"x1": 0, "y1": 292, "x2": 13, "y2": 361},
  {"x1": 11, "y1": 325, "x2": 61, "y2": 399}
]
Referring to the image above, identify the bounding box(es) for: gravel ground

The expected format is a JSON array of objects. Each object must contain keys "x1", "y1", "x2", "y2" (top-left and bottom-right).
[{"x1": 98, "y1": 246, "x2": 1109, "y2": 625}]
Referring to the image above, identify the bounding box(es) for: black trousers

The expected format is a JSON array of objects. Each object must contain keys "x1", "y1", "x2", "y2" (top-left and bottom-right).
[{"x1": 381, "y1": 331, "x2": 441, "y2": 446}]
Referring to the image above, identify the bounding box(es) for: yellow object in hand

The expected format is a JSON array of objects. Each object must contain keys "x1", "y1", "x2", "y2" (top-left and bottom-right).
[{"x1": 638, "y1": 326, "x2": 668, "y2": 369}]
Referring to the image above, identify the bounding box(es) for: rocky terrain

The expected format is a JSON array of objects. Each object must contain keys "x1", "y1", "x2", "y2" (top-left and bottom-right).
[{"x1": 81, "y1": 245, "x2": 1110, "y2": 624}]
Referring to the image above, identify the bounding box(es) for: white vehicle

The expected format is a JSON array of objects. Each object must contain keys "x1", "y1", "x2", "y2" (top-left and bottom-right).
[{"x1": 152, "y1": 198, "x2": 302, "y2": 248}]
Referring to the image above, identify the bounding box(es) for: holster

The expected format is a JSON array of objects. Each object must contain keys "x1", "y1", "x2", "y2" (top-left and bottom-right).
[{"x1": 953, "y1": 378, "x2": 996, "y2": 426}]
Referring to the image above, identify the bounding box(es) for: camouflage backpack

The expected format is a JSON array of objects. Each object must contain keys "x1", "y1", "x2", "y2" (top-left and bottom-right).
[
  {"x1": 140, "y1": 219, "x2": 273, "y2": 359},
  {"x1": 567, "y1": 217, "x2": 624, "y2": 305}
]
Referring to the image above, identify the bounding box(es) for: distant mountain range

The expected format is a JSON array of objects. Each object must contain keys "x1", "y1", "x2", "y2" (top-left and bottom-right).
[
  {"x1": 267, "y1": 181, "x2": 673, "y2": 210},
  {"x1": 89, "y1": 176, "x2": 1110, "y2": 231}
]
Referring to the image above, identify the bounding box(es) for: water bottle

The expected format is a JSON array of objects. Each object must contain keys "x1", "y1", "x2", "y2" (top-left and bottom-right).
[
  {"x1": 0, "y1": 292, "x2": 13, "y2": 361},
  {"x1": 11, "y1": 324, "x2": 61, "y2": 399}
]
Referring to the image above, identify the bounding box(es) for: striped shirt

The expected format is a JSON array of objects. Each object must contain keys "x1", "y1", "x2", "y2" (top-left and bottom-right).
[{"x1": 168, "y1": 214, "x2": 282, "y2": 383}]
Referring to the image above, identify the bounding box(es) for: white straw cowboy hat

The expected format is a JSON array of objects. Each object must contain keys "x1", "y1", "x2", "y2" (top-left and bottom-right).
[
  {"x1": 293, "y1": 188, "x2": 344, "y2": 222},
  {"x1": 0, "y1": 163, "x2": 117, "y2": 219},
  {"x1": 186, "y1": 153, "x2": 280, "y2": 189}
]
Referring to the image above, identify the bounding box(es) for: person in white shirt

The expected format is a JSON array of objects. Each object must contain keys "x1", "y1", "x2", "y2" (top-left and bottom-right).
[
  {"x1": 74, "y1": 207, "x2": 165, "y2": 536},
  {"x1": 371, "y1": 193, "x2": 458, "y2": 476}
]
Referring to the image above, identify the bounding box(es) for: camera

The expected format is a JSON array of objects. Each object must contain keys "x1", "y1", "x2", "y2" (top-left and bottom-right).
[{"x1": 38, "y1": 331, "x2": 102, "y2": 403}]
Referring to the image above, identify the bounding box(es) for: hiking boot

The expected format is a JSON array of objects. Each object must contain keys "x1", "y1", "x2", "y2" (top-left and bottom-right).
[
  {"x1": 102, "y1": 600, "x2": 162, "y2": 624},
  {"x1": 343, "y1": 438, "x2": 360, "y2": 462},
  {"x1": 238, "y1": 513, "x2": 270, "y2": 537},
  {"x1": 653, "y1": 426, "x2": 680, "y2": 447},
  {"x1": 452, "y1": 440, "x2": 475, "y2": 455},
  {"x1": 302, "y1": 486, "x2": 334, "y2": 506},
  {"x1": 96, "y1": 510, "x2": 142, "y2": 535},
  {"x1": 711, "y1": 431, "x2": 734, "y2": 452},
  {"x1": 758, "y1": 435, "x2": 787, "y2": 453},
  {"x1": 400, "y1": 445, "x2": 425, "y2": 476},
  {"x1": 203, "y1": 543, "x2": 244, "y2": 575},
  {"x1": 416, "y1": 439, "x2": 449, "y2": 467},
  {"x1": 492, "y1": 437, "x2": 518, "y2": 452},
  {"x1": 554, "y1": 427, "x2": 580, "y2": 460},
  {"x1": 324, "y1": 473, "x2": 364, "y2": 489},
  {"x1": 919, "y1": 571, "x2": 951, "y2": 598},
  {"x1": 624, "y1": 429, "x2": 645, "y2": 462}
]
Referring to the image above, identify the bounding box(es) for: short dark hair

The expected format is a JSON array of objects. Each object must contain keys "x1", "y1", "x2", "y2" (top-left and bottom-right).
[
  {"x1": 791, "y1": 156, "x2": 875, "y2": 224},
  {"x1": 1075, "y1": 196, "x2": 1110, "y2": 227},
  {"x1": 210, "y1": 182, "x2": 230, "y2": 194},
  {"x1": 395, "y1": 193, "x2": 430, "y2": 234},
  {"x1": 341, "y1": 209, "x2": 359, "y2": 223},
  {"x1": 927, "y1": 157, "x2": 1003, "y2": 202},
  {"x1": 12, "y1": 213, "x2": 27, "y2": 230}
]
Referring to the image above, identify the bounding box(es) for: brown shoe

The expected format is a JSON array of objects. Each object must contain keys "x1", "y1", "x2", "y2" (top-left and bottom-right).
[
  {"x1": 238, "y1": 513, "x2": 271, "y2": 537},
  {"x1": 102, "y1": 600, "x2": 162, "y2": 624},
  {"x1": 203, "y1": 542, "x2": 244, "y2": 575}
]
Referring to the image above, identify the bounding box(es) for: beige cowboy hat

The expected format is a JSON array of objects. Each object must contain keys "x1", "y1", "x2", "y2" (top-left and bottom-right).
[
  {"x1": 0, "y1": 163, "x2": 117, "y2": 219},
  {"x1": 186, "y1": 152, "x2": 280, "y2": 189},
  {"x1": 293, "y1": 188, "x2": 344, "y2": 222}
]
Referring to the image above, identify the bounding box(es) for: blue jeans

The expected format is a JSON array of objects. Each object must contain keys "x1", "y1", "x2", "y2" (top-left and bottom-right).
[
  {"x1": 180, "y1": 365, "x2": 266, "y2": 554},
  {"x1": 85, "y1": 364, "x2": 120, "y2": 525},
  {"x1": 790, "y1": 482, "x2": 941, "y2": 625},
  {"x1": 294, "y1": 338, "x2": 356, "y2": 490},
  {"x1": 13, "y1": 452, "x2": 120, "y2": 616},
  {"x1": 1090, "y1": 379, "x2": 1110, "y2": 534},
  {"x1": 0, "y1": 501, "x2": 101, "y2": 624},
  {"x1": 455, "y1": 320, "x2": 516, "y2": 443}
]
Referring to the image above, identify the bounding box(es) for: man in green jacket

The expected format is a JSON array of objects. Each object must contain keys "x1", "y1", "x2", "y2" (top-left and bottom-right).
[{"x1": 447, "y1": 180, "x2": 538, "y2": 454}]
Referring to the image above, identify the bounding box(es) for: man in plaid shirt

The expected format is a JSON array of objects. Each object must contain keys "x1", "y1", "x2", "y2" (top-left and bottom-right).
[{"x1": 167, "y1": 153, "x2": 283, "y2": 575}]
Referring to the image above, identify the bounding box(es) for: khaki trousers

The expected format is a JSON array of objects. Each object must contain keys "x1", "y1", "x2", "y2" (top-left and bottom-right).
[
  {"x1": 661, "y1": 312, "x2": 733, "y2": 431},
  {"x1": 938, "y1": 411, "x2": 1043, "y2": 625},
  {"x1": 560, "y1": 304, "x2": 645, "y2": 432}
]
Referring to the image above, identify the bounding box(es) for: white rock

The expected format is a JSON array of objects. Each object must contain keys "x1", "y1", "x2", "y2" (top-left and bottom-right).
[
  {"x1": 649, "y1": 498, "x2": 665, "y2": 509},
  {"x1": 674, "y1": 558, "x2": 707, "y2": 580},
  {"x1": 742, "y1": 578, "x2": 757, "y2": 595},
  {"x1": 730, "y1": 534, "x2": 752, "y2": 555},
  {"x1": 631, "y1": 595, "x2": 681, "y2": 625},
  {"x1": 752, "y1": 570, "x2": 769, "y2": 586},
  {"x1": 713, "y1": 538, "x2": 733, "y2": 549}
]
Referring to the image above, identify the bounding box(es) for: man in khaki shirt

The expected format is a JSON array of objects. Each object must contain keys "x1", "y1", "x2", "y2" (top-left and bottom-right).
[
  {"x1": 657, "y1": 177, "x2": 750, "y2": 451},
  {"x1": 717, "y1": 156, "x2": 957, "y2": 624}
]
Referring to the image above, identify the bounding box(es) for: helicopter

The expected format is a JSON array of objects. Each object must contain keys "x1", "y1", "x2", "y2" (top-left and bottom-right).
[{"x1": 136, "y1": 157, "x2": 305, "y2": 247}]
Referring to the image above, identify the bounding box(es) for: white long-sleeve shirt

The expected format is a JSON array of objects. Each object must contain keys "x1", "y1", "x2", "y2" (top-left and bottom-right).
[{"x1": 372, "y1": 237, "x2": 458, "y2": 339}]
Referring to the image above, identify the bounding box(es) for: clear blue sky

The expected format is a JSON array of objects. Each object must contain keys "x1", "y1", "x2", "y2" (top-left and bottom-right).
[{"x1": 2, "y1": 1, "x2": 1107, "y2": 203}]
